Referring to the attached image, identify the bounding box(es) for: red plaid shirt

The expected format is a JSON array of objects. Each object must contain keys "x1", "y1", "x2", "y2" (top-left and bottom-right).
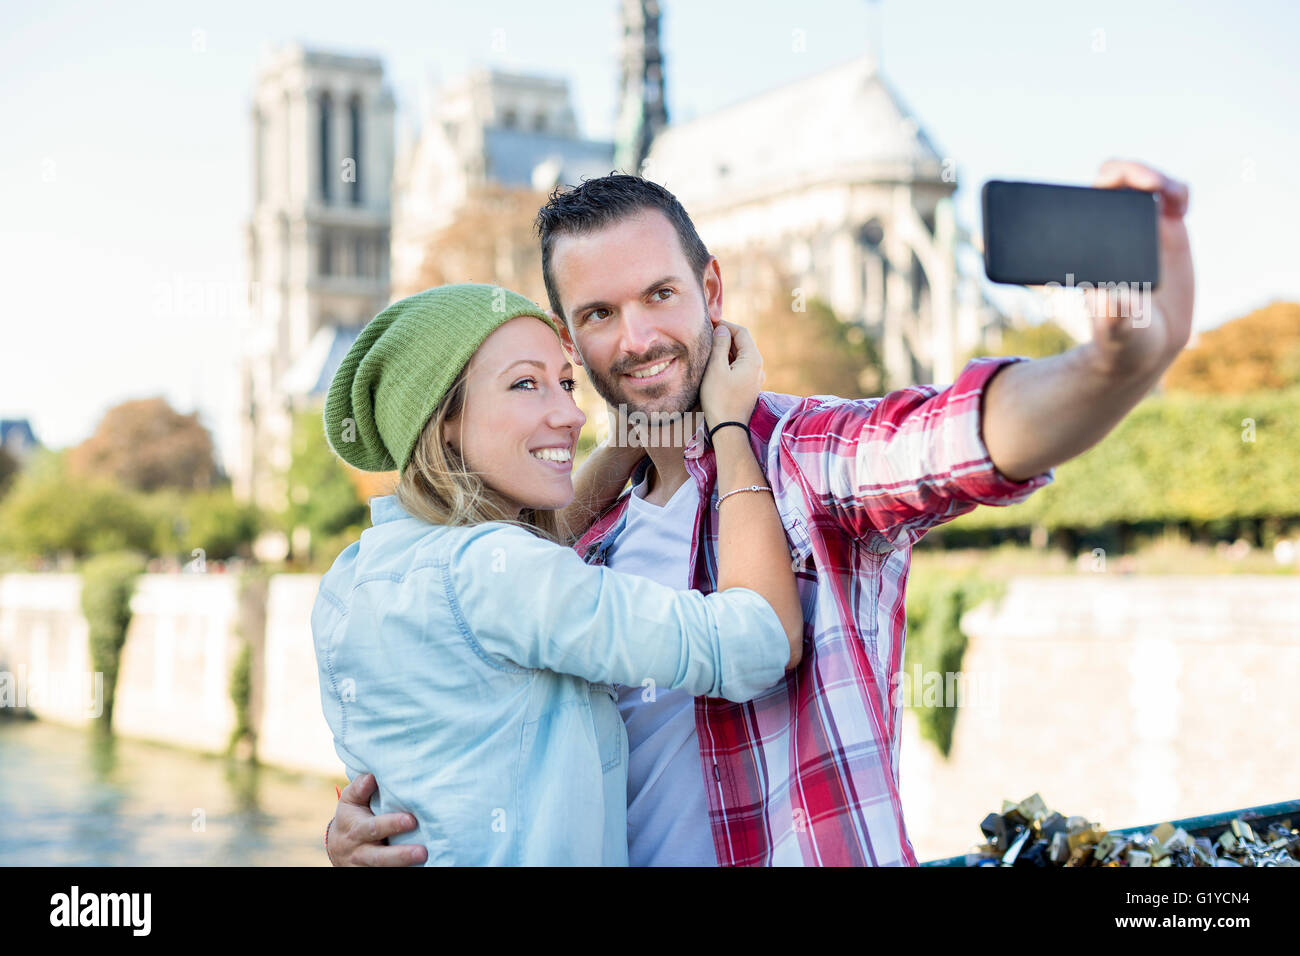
[{"x1": 574, "y1": 356, "x2": 1054, "y2": 866}]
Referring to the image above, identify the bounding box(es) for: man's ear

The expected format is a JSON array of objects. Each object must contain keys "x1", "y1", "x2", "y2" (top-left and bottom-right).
[
  {"x1": 702, "y1": 256, "x2": 724, "y2": 325},
  {"x1": 550, "y1": 310, "x2": 584, "y2": 367}
]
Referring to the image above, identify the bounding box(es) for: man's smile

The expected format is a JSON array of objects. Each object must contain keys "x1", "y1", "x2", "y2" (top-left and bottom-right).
[{"x1": 624, "y1": 355, "x2": 677, "y2": 384}]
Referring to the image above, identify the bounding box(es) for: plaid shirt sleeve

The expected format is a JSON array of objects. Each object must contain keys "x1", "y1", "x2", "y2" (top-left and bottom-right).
[{"x1": 780, "y1": 355, "x2": 1054, "y2": 551}]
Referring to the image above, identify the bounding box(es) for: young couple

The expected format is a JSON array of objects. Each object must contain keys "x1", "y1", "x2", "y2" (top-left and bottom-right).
[{"x1": 316, "y1": 161, "x2": 1194, "y2": 866}]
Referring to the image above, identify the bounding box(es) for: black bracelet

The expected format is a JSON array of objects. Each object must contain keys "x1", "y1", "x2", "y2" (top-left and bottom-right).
[{"x1": 708, "y1": 420, "x2": 751, "y2": 443}]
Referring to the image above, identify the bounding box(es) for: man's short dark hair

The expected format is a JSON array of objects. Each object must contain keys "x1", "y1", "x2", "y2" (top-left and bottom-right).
[{"x1": 534, "y1": 173, "x2": 711, "y2": 323}]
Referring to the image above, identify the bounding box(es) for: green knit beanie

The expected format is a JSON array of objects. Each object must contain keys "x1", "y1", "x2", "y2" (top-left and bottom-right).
[{"x1": 323, "y1": 283, "x2": 561, "y2": 473}]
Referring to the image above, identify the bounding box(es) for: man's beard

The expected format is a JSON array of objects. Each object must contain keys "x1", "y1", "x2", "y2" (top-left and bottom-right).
[{"x1": 583, "y1": 310, "x2": 715, "y2": 418}]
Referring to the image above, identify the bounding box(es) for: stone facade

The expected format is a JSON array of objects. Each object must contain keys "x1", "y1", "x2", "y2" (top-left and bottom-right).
[{"x1": 900, "y1": 575, "x2": 1300, "y2": 860}]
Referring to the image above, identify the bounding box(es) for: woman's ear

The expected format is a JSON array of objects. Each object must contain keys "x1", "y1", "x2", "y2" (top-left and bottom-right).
[{"x1": 440, "y1": 416, "x2": 459, "y2": 455}]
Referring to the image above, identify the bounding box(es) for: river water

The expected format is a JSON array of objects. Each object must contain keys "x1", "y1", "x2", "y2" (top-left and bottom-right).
[{"x1": 0, "y1": 718, "x2": 334, "y2": 866}]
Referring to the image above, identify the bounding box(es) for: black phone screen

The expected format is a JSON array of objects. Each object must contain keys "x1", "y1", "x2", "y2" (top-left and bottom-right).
[{"x1": 982, "y1": 180, "x2": 1160, "y2": 288}]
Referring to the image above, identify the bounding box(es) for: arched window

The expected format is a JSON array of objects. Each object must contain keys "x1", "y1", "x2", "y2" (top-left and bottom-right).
[
  {"x1": 857, "y1": 219, "x2": 884, "y2": 248},
  {"x1": 349, "y1": 95, "x2": 362, "y2": 205},
  {"x1": 319, "y1": 92, "x2": 333, "y2": 202}
]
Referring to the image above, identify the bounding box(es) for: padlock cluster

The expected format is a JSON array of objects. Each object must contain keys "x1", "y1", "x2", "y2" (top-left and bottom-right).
[{"x1": 967, "y1": 794, "x2": 1300, "y2": 867}]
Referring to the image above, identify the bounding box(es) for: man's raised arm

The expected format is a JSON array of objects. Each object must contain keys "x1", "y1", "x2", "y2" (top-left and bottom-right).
[
  {"x1": 778, "y1": 160, "x2": 1191, "y2": 552},
  {"x1": 981, "y1": 160, "x2": 1194, "y2": 481}
]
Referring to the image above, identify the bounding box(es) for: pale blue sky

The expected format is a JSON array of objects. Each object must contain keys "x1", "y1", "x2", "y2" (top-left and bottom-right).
[{"x1": 3, "y1": 0, "x2": 1297, "y2": 462}]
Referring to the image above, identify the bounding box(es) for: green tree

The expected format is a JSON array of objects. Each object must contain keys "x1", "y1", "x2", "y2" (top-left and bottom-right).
[
  {"x1": 0, "y1": 452, "x2": 155, "y2": 560},
  {"x1": 0, "y1": 445, "x2": 18, "y2": 498},
  {"x1": 145, "y1": 489, "x2": 261, "y2": 563},
  {"x1": 0, "y1": 448, "x2": 259, "y2": 566},
  {"x1": 967, "y1": 320, "x2": 1076, "y2": 363},
  {"x1": 183, "y1": 490, "x2": 261, "y2": 560},
  {"x1": 284, "y1": 408, "x2": 368, "y2": 562}
]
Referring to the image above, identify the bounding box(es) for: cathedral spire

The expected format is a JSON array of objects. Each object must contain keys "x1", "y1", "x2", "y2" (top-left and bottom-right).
[
  {"x1": 614, "y1": 0, "x2": 668, "y2": 174},
  {"x1": 864, "y1": 0, "x2": 883, "y2": 75}
]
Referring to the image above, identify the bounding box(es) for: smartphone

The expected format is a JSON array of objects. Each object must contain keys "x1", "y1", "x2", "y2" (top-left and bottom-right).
[{"x1": 982, "y1": 180, "x2": 1160, "y2": 288}]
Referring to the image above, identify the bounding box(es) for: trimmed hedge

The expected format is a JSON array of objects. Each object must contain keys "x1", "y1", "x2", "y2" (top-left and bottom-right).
[{"x1": 947, "y1": 386, "x2": 1300, "y2": 533}]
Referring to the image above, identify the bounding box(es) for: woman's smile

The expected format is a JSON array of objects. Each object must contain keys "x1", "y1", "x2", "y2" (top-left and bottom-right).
[{"x1": 529, "y1": 443, "x2": 575, "y2": 472}]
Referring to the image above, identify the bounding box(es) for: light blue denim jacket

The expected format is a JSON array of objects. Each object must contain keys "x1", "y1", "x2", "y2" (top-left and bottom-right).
[{"x1": 311, "y1": 495, "x2": 789, "y2": 866}]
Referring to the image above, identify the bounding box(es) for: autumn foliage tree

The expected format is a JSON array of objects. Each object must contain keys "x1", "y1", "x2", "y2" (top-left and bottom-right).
[
  {"x1": 734, "y1": 250, "x2": 884, "y2": 399},
  {"x1": 1162, "y1": 300, "x2": 1300, "y2": 394},
  {"x1": 68, "y1": 397, "x2": 218, "y2": 492},
  {"x1": 407, "y1": 183, "x2": 550, "y2": 304}
]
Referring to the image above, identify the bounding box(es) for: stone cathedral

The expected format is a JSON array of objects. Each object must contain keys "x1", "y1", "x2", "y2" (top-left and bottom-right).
[
  {"x1": 238, "y1": 46, "x2": 394, "y2": 506},
  {"x1": 236, "y1": 3, "x2": 1006, "y2": 507}
]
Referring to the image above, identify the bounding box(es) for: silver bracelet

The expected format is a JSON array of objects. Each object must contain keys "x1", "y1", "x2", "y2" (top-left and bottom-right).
[{"x1": 714, "y1": 484, "x2": 773, "y2": 509}]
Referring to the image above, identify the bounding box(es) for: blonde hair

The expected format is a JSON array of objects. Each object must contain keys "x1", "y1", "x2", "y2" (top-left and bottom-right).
[{"x1": 395, "y1": 366, "x2": 574, "y2": 544}]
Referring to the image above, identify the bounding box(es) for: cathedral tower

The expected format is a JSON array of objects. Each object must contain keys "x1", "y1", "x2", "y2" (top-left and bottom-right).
[{"x1": 238, "y1": 46, "x2": 395, "y2": 506}]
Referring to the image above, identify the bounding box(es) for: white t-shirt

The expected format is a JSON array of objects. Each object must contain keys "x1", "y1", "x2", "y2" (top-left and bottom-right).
[{"x1": 603, "y1": 472, "x2": 717, "y2": 867}]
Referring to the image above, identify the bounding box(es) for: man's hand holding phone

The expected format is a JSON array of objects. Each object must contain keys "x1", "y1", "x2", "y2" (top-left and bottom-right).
[
  {"x1": 979, "y1": 159, "x2": 1195, "y2": 483},
  {"x1": 1083, "y1": 160, "x2": 1194, "y2": 379},
  {"x1": 982, "y1": 161, "x2": 1193, "y2": 380}
]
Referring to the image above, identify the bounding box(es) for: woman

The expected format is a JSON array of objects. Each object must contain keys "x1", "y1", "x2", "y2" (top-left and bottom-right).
[{"x1": 311, "y1": 283, "x2": 801, "y2": 865}]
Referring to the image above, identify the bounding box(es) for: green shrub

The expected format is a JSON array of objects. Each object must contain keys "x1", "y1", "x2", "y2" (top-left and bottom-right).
[
  {"x1": 228, "y1": 565, "x2": 270, "y2": 759},
  {"x1": 80, "y1": 550, "x2": 146, "y2": 732},
  {"x1": 285, "y1": 408, "x2": 369, "y2": 562},
  {"x1": 904, "y1": 572, "x2": 1003, "y2": 758},
  {"x1": 227, "y1": 641, "x2": 253, "y2": 756}
]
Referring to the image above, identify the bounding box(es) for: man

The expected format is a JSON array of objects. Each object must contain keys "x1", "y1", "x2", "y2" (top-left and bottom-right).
[{"x1": 327, "y1": 160, "x2": 1193, "y2": 865}]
